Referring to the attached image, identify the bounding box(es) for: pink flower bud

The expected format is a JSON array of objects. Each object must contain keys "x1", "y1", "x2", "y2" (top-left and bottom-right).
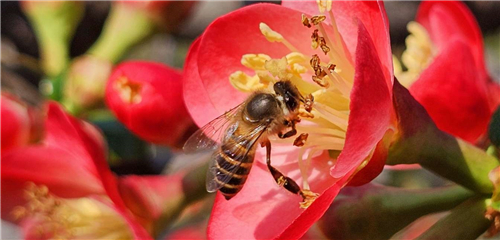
[
  {"x1": 63, "y1": 55, "x2": 113, "y2": 112},
  {"x1": 117, "y1": 1, "x2": 196, "y2": 32},
  {"x1": 105, "y1": 61, "x2": 194, "y2": 148}
]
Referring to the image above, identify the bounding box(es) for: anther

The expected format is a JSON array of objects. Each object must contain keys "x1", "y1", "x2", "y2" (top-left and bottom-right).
[
  {"x1": 301, "y1": 14, "x2": 311, "y2": 28},
  {"x1": 293, "y1": 133, "x2": 309, "y2": 147},
  {"x1": 315, "y1": 68, "x2": 327, "y2": 78},
  {"x1": 311, "y1": 29, "x2": 320, "y2": 50},
  {"x1": 304, "y1": 94, "x2": 314, "y2": 113},
  {"x1": 310, "y1": 54, "x2": 321, "y2": 71},
  {"x1": 310, "y1": 15, "x2": 327, "y2": 25},
  {"x1": 312, "y1": 76, "x2": 330, "y2": 88},
  {"x1": 299, "y1": 189, "x2": 319, "y2": 209},
  {"x1": 327, "y1": 63, "x2": 336, "y2": 72},
  {"x1": 319, "y1": 37, "x2": 330, "y2": 55}
]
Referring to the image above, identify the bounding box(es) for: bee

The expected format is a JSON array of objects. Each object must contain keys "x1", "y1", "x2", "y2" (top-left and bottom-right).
[{"x1": 184, "y1": 80, "x2": 316, "y2": 204}]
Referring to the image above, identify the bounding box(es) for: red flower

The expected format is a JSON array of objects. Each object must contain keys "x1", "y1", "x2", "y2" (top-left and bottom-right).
[
  {"x1": 106, "y1": 61, "x2": 194, "y2": 149},
  {"x1": 1, "y1": 102, "x2": 151, "y2": 239},
  {"x1": 395, "y1": 1, "x2": 500, "y2": 143},
  {"x1": 1, "y1": 92, "x2": 43, "y2": 152},
  {"x1": 183, "y1": 1, "x2": 394, "y2": 238}
]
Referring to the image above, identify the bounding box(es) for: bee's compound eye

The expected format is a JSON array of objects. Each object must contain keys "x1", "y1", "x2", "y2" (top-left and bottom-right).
[{"x1": 246, "y1": 93, "x2": 278, "y2": 121}]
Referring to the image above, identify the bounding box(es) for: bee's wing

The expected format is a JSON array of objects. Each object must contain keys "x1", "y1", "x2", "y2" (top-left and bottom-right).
[
  {"x1": 205, "y1": 122, "x2": 270, "y2": 193},
  {"x1": 183, "y1": 103, "x2": 244, "y2": 152}
]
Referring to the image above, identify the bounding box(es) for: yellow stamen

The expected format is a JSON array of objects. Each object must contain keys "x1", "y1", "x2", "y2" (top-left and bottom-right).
[
  {"x1": 286, "y1": 52, "x2": 307, "y2": 65},
  {"x1": 229, "y1": 71, "x2": 265, "y2": 92},
  {"x1": 286, "y1": 52, "x2": 308, "y2": 74},
  {"x1": 397, "y1": 21, "x2": 434, "y2": 87},
  {"x1": 114, "y1": 77, "x2": 142, "y2": 104},
  {"x1": 12, "y1": 183, "x2": 133, "y2": 239},
  {"x1": 299, "y1": 189, "x2": 319, "y2": 209},
  {"x1": 229, "y1": 13, "x2": 362, "y2": 207},
  {"x1": 260, "y1": 22, "x2": 299, "y2": 53},
  {"x1": 321, "y1": 67, "x2": 349, "y2": 97},
  {"x1": 393, "y1": 55, "x2": 403, "y2": 76},
  {"x1": 264, "y1": 57, "x2": 291, "y2": 80},
  {"x1": 316, "y1": 23, "x2": 354, "y2": 82},
  {"x1": 256, "y1": 70, "x2": 277, "y2": 85},
  {"x1": 327, "y1": 10, "x2": 345, "y2": 54},
  {"x1": 259, "y1": 22, "x2": 283, "y2": 42},
  {"x1": 316, "y1": 0, "x2": 332, "y2": 13},
  {"x1": 241, "y1": 53, "x2": 271, "y2": 70}
]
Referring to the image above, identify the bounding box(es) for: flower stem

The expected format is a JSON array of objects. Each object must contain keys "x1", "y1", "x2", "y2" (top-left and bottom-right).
[
  {"x1": 387, "y1": 80, "x2": 499, "y2": 194},
  {"x1": 22, "y1": 2, "x2": 84, "y2": 77},
  {"x1": 318, "y1": 184, "x2": 474, "y2": 240},
  {"x1": 87, "y1": 3, "x2": 155, "y2": 63},
  {"x1": 415, "y1": 197, "x2": 490, "y2": 240}
]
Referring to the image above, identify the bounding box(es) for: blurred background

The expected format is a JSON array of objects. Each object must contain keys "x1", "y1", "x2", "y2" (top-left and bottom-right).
[
  {"x1": 1, "y1": 1, "x2": 500, "y2": 239},
  {"x1": 2, "y1": 0, "x2": 499, "y2": 175}
]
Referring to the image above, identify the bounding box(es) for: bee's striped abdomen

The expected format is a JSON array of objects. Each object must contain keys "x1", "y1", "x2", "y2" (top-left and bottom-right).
[{"x1": 215, "y1": 136, "x2": 256, "y2": 200}]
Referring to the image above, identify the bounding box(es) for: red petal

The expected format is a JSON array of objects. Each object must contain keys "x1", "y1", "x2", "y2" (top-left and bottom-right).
[
  {"x1": 208, "y1": 149, "x2": 340, "y2": 239},
  {"x1": 331, "y1": 22, "x2": 392, "y2": 179},
  {"x1": 93, "y1": 195, "x2": 154, "y2": 240},
  {"x1": 70, "y1": 109, "x2": 152, "y2": 239},
  {"x1": 195, "y1": 3, "x2": 329, "y2": 115},
  {"x1": 282, "y1": 0, "x2": 393, "y2": 83},
  {"x1": 417, "y1": 1, "x2": 486, "y2": 79},
  {"x1": 409, "y1": 40, "x2": 490, "y2": 143},
  {"x1": 1, "y1": 146, "x2": 105, "y2": 220},
  {"x1": 43, "y1": 102, "x2": 96, "y2": 158},
  {"x1": 346, "y1": 130, "x2": 392, "y2": 186},
  {"x1": 1, "y1": 94, "x2": 31, "y2": 151},
  {"x1": 1, "y1": 103, "x2": 109, "y2": 219},
  {"x1": 118, "y1": 174, "x2": 184, "y2": 221},
  {"x1": 183, "y1": 38, "x2": 223, "y2": 127}
]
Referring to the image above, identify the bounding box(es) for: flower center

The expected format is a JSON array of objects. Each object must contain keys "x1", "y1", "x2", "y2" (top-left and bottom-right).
[
  {"x1": 229, "y1": 2, "x2": 355, "y2": 200},
  {"x1": 12, "y1": 182, "x2": 133, "y2": 239},
  {"x1": 114, "y1": 76, "x2": 143, "y2": 104},
  {"x1": 394, "y1": 21, "x2": 435, "y2": 87}
]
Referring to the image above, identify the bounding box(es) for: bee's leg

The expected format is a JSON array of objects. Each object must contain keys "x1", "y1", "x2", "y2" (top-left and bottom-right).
[
  {"x1": 263, "y1": 140, "x2": 300, "y2": 194},
  {"x1": 263, "y1": 140, "x2": 318, "y2": 208},
  {"x1": 277, "y1": 119, "x2": 297, "y2": 139}
]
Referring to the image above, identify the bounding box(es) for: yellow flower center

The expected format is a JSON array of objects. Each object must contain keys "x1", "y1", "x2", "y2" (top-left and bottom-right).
[
  {"x1": 114, "y1": 76, "x2": 143, "y2": 104},
  {"x1": 394, "y1": 21, "x2": 435, "y2": 87},
  {"x1": 12, "y1": 182, "x2": 133, "y2": 239},
  {"x1": 229, "y1": 3, "x2": 355, "y2": 194}
]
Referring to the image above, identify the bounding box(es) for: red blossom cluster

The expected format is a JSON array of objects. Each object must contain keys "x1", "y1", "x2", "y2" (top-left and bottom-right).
[{"x1": 2, "y1": 1, "x2": 500, "y2": 239}]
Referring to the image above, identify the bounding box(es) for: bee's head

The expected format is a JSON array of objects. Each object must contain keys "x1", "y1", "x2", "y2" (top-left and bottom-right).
[{"x1": 273, "y1": 80, "x2": 301, "y2": 112}]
